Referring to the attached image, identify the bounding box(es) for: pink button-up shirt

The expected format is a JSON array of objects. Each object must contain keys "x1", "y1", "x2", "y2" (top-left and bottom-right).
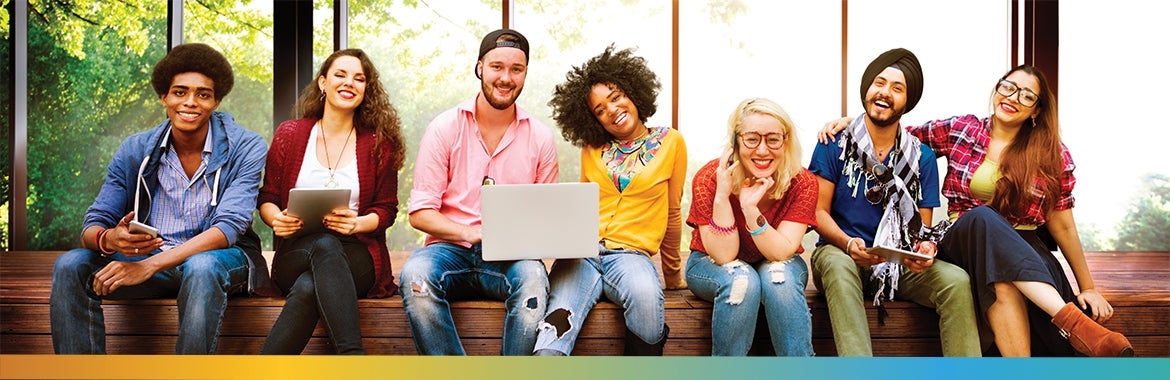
[{"x1": 408, "y1": 94, "x2": 560, "y2": 247}]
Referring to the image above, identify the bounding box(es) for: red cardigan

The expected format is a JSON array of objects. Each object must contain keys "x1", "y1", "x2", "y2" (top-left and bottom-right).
[{"x1": 258, "y1": 118, "x2": 400, "y2": 298}]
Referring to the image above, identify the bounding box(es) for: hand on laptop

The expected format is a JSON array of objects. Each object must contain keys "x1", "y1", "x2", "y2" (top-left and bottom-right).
[{"x1": 462, "y1": 225, "x2": 483, "y2": 245}]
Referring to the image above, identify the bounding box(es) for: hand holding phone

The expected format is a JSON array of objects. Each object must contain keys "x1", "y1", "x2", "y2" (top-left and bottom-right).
[{"x1": 128, "y1": 220, "x2": 159, "y2": 238}]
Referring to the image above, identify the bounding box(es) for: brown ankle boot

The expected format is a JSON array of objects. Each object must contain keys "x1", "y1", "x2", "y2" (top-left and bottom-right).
[{"x1": 1051, "y1": 302, "x2": 1134, "y2": 357}]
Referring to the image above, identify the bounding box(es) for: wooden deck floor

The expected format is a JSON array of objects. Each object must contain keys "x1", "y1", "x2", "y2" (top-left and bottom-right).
[{"x1": 2, "y1": 250, "x2": 1167, "y2": 356}]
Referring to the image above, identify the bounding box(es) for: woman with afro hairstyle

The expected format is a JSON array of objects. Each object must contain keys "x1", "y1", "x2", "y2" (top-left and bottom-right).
[
  {"x1": 533, "y1": 45, "x2": 687, "y2": 356},
  {"x1": 257, "y1": 49, "x2": 406, "y2": 354}
]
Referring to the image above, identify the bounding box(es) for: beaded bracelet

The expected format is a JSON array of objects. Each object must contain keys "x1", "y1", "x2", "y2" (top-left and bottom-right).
[
  {"x1": 708, "y1": 217, "x2": 736, "y2": 235},
  {"x1": 749, "y1": 222, "x2": 769, "y2": 236}
]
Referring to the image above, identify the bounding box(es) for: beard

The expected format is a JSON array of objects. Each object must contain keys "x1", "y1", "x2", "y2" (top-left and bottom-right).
[
  {"x1": 865, "y1": 95, "x2": 905, "y2": 128},
  {"x1": 481, "y1": 80, "x2": 523, "y2": 110}
]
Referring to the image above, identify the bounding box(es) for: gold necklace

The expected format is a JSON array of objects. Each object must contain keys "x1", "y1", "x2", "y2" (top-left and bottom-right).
[{"x1": 319, "y1": 121, "x2": 353, "y2": 188}]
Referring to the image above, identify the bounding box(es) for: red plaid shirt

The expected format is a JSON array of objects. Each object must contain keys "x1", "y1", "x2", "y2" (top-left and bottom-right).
[{"x1": 906, "y1": 115, "x2": 1076, "y2": 226}]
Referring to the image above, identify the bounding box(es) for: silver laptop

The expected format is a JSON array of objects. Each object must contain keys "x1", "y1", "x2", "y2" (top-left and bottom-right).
[{"x1": 480, "y1": 182, "x2": 600, "y2": 261}]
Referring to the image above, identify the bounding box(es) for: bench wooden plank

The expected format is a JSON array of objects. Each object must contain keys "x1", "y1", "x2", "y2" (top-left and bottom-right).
[{"x1": 3, "y1": 250, "x2": 1167, "y2": 356}]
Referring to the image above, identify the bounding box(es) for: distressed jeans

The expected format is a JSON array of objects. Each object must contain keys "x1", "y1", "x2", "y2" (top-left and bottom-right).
[
  {"x1": 533, "y1": 248, "x2": 665, "y2": 355},
  {"x1": 810, "y1": 243, "x2": 981, "y2": 356},
  {"x1": 49, "y1": 247, "x2": 248, "y2": 354},
  {"x1": 399, "y1": 242, "x2": 548, "y2": 355},
  {"x1": 686, "y1": 251, "x2": 813, "y2": 356}
]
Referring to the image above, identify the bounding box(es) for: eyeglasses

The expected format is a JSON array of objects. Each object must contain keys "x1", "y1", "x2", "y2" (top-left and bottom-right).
[
  {"x1": 996, "y1": 79, "x2": 1040, "y2": 108},
  {"x1": 865, "y1": 162, "x2": 894, "y2": 205},
  {"x1": 738, "y1": 132, "x2": 785, "y2": 150}
]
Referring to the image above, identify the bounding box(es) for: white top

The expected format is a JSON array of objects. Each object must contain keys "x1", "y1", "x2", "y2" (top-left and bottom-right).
[{"x1": 295, "y1": 123, "x2": 360, "y2": 210}]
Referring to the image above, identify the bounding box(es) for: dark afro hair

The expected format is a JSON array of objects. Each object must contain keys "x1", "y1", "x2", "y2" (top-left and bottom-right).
[
  {"x1": 549, "y1": 44, "x2": 660, "y2": 148},
  {"x1": 151, "y1": 43, "x2": 235, "y2": 101}
]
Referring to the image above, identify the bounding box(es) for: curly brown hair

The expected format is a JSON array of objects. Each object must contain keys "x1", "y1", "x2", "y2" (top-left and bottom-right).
[
  {"x1": 293, "y1": 49, "x2": 406, "y2": 172},
  {"x1": 549, "y1": 44, "x2": 660, "y2": 148},
  {"x1": 151, "y1": 43, "x2": 234, "y2": 100}
]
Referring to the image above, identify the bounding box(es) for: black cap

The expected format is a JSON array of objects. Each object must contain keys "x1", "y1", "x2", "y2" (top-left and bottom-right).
[
  {"x1": 860, "y1": 48, "x2": 923, "y2": 114},
  {"x1": 476, "y1": 29, "x2": 530, "y2": 79}
]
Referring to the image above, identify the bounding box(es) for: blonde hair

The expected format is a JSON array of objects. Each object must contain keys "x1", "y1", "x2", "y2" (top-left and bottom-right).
[{"x1": 726, "y1": 98, "x2": 804, "y2": 199}]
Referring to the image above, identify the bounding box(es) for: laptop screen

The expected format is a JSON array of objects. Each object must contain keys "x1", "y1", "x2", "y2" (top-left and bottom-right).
[{"x1": 479, "y1": 182, "x2": 600, "y2": 261}]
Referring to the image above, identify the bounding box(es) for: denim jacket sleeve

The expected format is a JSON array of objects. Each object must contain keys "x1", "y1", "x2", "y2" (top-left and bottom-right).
[
  {"x1": 207, "y1": 115, "x2": 268, "y2": 246},
  {"x1": 82, "y1": 128, "x2": 157, "y2": 231}
]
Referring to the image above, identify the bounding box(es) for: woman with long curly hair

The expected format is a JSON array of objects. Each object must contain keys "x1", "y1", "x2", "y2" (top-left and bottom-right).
[
  {"x1": 819, "y1": 65, "x2": 1132, "y2": 357},
  {"x1": 257, "y1": 49, "x2": 405, "y2": 354},
  {"x1": 533, "y1": 45, "x2": 686, "y2": 356}
]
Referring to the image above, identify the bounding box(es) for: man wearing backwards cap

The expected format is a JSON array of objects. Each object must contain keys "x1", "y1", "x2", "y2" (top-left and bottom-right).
[
  {"x1": 400, "y1": 28, "x2": 557, "y2": 355},
  {"x1": 808, "y1": 48, "x2": 981, "y2": 356}
]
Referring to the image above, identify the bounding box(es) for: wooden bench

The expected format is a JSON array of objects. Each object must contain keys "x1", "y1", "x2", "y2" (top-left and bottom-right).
[{"x1": 2, "y1": 250, "x2": 1167, "y2": 356}]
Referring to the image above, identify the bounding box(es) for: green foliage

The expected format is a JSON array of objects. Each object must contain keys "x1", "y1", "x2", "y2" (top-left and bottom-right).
[
  {"x1": 1112, "y1": 173, "x2": 1170, "y2": 252},
  {"x1": 1, "y1": 0, "x2": 10, "y2": 39},
  {"x1": 21, "y1": 1, "x2": 273, "y2": 249}
]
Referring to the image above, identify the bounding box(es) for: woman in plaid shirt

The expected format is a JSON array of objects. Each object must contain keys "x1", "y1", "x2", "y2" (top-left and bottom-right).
[{"x1": 820, "y1": 65, "x2": 1131, "y2": 357}]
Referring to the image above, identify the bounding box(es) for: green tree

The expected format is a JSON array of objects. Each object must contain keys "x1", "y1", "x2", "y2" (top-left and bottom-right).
[
  {"x1": 1112, "y1": 173, "x2": 1170, "y2": 252},
  {"x1": 18, "y1": 1, "x2": 271, "y2": 249}
]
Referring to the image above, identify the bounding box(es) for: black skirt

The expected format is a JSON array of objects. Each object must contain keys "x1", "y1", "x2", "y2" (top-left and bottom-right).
[{"x1": 937, "y1": 205, "x2": 1078, "y2": 356}]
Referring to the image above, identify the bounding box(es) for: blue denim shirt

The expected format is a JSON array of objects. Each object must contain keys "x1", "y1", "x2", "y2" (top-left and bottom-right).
[{"x1": 82, "y1": 111, "x2": 272, "y2": 294}]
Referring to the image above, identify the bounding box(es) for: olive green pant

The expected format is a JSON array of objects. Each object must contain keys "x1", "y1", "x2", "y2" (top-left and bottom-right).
[{"x1": 811, "y1": 244, "x2": 982, "y2": 356}]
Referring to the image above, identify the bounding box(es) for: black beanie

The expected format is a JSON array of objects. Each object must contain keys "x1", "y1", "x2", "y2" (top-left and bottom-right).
[
  {"x1": 860, "y1": 48, "x2": 923, "y2": 114},
  {"x1": 475, "y1": 29, "x2": 530, "y2": 79}
]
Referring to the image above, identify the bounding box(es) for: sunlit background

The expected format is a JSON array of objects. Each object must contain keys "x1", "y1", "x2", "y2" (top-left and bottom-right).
[{"x1": 2, "y1": 0, "x2": 1167, "y2": 253}]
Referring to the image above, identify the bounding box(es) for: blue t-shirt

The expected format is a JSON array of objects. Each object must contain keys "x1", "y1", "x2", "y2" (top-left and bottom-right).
[{"x1": 809, "y1": 131, "x2": 940, "y2": 247}]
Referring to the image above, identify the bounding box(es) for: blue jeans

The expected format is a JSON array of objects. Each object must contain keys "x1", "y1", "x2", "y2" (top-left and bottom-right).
[
  {"x1": 686, "y1": 251, "x2": 813, "y2": 356},
  {"x1": 49, "y1": 247, "x2": 248, "y2": 354},
  {"x1": 399, "y1": 242, "x2": 549, "y2": 355},
  {"x1": 533, "y1": 248, "x2": 665, "y2": 355},
  {"x1": 261, "y1": 233, "x2": 374, "y2": 354}
]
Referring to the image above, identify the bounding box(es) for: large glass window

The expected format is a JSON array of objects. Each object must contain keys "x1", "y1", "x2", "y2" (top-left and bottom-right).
[
  {"x1": 679, "y1": 1, "x2": 841, "y2": 177},
  {"x1": 347, "y1": 1, "x2": 499, "y2": 251},
  {"x1": 678, "y1": 1, "x2": 841, "y2": 250},
  {"x1": 1061, "y1": 1, "x2": 1170, "y2": 251},
  {"x1": 184, "y1": 1, "x2": 274, "y2": 140},
  {"x1": 848, "y1": 0, "x2": 1009, "y2": 227},
  {"x1": 515, "y1": 0, "x2": 673, "y2": 239},
  {"x1": 22, "y1": 1, "x2": 274, "y2": 250},
  {"x1": 25, "y1": 2, "x2": 167, "y2": 249},
  {"x1": 185, "y1": 0, "x2": 275, "y2": 249}
]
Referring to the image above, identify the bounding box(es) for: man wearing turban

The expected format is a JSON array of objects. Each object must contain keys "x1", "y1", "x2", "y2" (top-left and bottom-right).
[{"x1": 808, "y1": 48, "x2": 982, "y2": 356}]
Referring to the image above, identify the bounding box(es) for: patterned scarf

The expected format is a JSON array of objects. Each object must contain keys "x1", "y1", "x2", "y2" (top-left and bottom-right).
[
  {"x1": 602, "y1": 127, "x2": 666, "y2": 192},
  {"x1": 837, "y1": 116, "x2": 923, "y2": 311}
]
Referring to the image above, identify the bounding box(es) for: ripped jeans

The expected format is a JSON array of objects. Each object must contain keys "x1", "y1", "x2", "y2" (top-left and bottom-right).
[
  {"x1": 686, "y1": 251, "x2": 813, "y2": 356},
  {"x1": 533, "y1": 248, "x2": 665, "y2": 355},
  {"x1": 398, "y1": 242, "x2": 548, "y2": 355}
]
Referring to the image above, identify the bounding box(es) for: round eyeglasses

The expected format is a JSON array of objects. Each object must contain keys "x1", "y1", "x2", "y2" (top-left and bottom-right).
[
  {"x1": 738, "y1": 132, "x2": 785, "y2": 150},
  {"x1": 996, "y1": 79, "x2": 1040, "y2": 108}
]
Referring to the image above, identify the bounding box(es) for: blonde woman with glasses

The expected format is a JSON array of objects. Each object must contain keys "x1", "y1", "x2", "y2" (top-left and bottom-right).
[{"x1": 685, "y1": 98, "x2": 818, "y2": 356}]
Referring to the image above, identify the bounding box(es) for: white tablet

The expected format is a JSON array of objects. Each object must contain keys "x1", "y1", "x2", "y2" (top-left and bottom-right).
[
  {"x1": 286, "y1": 188, "x2": 352, "y2": 235},
  {"x1": 867, "y1": 245, "x2": 933, "y2": 262}
]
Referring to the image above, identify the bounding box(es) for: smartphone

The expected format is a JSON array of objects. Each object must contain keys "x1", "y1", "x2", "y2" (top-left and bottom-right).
[
  {"x1": 129, "y1": 220, "x2": 159, "y2": 238},
  {"x1": 727, "y1": 144, "x2": 739, "y2": 167}
]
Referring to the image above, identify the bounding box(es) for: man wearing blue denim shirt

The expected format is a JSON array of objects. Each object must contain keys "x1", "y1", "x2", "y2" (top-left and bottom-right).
[{"x1": 49, "y1": 43, "x2": 270, "y2": 354}]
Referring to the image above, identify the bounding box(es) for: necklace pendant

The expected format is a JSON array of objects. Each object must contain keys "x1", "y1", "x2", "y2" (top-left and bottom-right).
[{"x1": 324, "y1": 176, "x2": 339, "y2": 188}]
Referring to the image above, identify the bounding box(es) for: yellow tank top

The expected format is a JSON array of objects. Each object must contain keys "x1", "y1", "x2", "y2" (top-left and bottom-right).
[{"x1": 949, "y1": 160, "x2": 1036, "y2": 230}]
